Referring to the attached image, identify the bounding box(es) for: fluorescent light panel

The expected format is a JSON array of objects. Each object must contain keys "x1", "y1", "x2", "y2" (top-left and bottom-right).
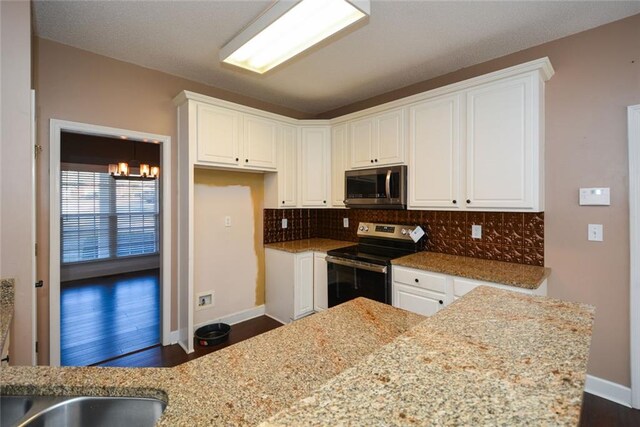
[{"x1": 221, "y1": 0, "x2": 370, "y2": 74}]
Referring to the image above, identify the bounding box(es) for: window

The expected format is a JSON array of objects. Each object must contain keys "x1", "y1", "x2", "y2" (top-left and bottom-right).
[{"x1": 61, "y1": 168, "x2": 159, "y2": 264}]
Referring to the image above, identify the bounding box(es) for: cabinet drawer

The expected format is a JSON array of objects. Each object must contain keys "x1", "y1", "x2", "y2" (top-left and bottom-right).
[
  {"x1": 393, "y1": 267, "x2": 447, "y2": 293},
  {"x1": 392, "y1": 283, "x2": 445, "y2": 317}
]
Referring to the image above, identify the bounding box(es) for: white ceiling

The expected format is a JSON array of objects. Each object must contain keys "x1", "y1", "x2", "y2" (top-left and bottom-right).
[{"x1": 33, "y1": 0, "x2": 640, "y2": 115}]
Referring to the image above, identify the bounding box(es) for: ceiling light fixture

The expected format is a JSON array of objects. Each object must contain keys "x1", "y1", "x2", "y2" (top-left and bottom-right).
[
  {"x1": 108, "y1": 141, "x2": 159, "y2": 181},
  {"x1": 220, "y1": 0, "x2": 370, "y2": 74}
]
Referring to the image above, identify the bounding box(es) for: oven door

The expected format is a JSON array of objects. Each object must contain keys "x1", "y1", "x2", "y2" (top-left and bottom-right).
[{"x1": 326, "y1": 256, "x2": 390, "y2": 307}]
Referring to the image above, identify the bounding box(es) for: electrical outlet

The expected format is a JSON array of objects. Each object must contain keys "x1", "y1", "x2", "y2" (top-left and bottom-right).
[
  {"x1": 588, "y1": 224, "x2": 603, "y2": 241},
  {"x1": 282, "y1": 218, "x2": 288, "y2": 229},
  {"x1": 343, "y1": 218, "x2": 349, "y2": 228},
  {"x1": 196, "y1": 291, "x2": 214, "y2": 311},
  {"x1": 471, "y1": 224, "x2": 482, "y2": 239},
  {"x1": 224, "y1": 216, "x2": 231, "y2": 227}
]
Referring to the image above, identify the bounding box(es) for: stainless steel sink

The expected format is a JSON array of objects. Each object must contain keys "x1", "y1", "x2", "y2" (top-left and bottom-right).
[{"x1": 0, "y1": 395, "x2": 166, "y2": 427}]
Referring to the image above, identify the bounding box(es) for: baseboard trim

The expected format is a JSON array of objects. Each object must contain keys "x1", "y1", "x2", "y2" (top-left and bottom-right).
[
  {"x1": 585, "y1": 375, "x2": 632, "y2": 407},
  {"x1": 193, "y1": 305, "x2": 266, "y2": 330}
]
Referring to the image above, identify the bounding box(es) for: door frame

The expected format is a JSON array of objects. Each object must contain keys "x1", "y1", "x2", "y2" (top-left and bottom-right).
[
  {"x1": 49, "y1": 119, "x2": 172, "y2": 366},
  {"x1": 629, "y1": 104, "x2": 640, "y2": 409}
]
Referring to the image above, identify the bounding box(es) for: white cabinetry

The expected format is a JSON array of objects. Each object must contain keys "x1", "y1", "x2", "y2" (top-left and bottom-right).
[
  {"x1": 331, "y1": 123, "x2": 348, "y2": 207},
  {"x1": 465, "y1": 75, "x2": 539, "y2": 209},
  {"x1": 392, "y1": 265, "x2": 547, "y2": 317},
  {"x1": 350, "y1": 108, "x2": 406, "y2": 169},
  {"x1": 265, "y1": 124, "x2": 297, "y2": 208},
  {"x1": 196, "y1": 103, "x2": 241, "y2": 166},
  {"x1": 265, "y1": 249, "x2": 330, "y2": 322},
  {"x1": 242, "y1": 114, "x2": 278, "y2": 169},
  {"x1": 300, "y1": 126, "x2": 331, "y2": 207},
  {"x1": 265, "y1": 249, "x2": 315, "y2": 323},
  {"x1": 409, "y1": 94, "x2": 462, "y2": 209},
  {"x1": 408, "y1": 72, "x2": 545, "y2": 211},
  {"x1": 313, "y1": 253, "x2": 329, "y2": 311}
]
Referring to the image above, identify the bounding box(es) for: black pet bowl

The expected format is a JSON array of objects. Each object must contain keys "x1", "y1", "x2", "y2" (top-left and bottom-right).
[{"x1": 195, "y1": 323, "x2": 231, "y2": 346}]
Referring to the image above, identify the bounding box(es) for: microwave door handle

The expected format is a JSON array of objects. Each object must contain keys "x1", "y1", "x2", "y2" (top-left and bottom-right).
[{"x1": 385, "y1": 170, "x2": 392, "y2": 199}]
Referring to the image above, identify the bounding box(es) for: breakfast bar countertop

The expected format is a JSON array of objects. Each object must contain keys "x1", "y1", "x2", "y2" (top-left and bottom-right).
[
  {"x1": 262, "y1": 286, "x2": 594, "y2": 426},
  {"x1": 264, "y1": 238, "x2": 353, "y2": 254},
  {"x1": 392, "y1": 251, "x2": 551, "y2": 289},
  {"x1": 0, "y1": 278, "x2": 15, "y2": 351}
]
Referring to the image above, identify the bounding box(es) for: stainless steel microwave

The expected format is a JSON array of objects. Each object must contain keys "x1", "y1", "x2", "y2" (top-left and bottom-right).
[{"x1": 344, "y1": 165, "x2": 407, "y2": 209}]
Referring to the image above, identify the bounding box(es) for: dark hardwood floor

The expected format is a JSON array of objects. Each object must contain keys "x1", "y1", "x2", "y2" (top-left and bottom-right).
[
  {"x1": 96, "y1": 315, "x2": 282, "y2": 367},
  {"x1": 61, "y1": 268, "x2": 160, "y2": 366},
  {"x1": 579, "y1": 392, "x2": 640, "y2": 426}
]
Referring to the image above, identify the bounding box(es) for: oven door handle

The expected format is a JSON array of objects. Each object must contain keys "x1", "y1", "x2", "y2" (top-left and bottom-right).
[
  {"x1": 385, "y1": 169, "x2": 392, "y2": 200},
  {"x1": 325, "y1": 256, "x2": 388, "y2": 274}
]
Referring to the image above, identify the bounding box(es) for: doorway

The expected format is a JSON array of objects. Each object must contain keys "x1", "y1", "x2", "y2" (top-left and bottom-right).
[{"x1": 49, "y1": 120, "x2": 171, "y2": 366}]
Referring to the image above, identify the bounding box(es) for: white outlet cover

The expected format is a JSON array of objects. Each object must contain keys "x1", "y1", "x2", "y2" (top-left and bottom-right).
[
  {"x1": 282, "y1": 218, "x2": 288, "y2": 229},
  {"x1": 196, "y1": 290, "x2": 215, "y2": 311},
  {"x1": 224, "y1": 216, "x2": 231, "y2": 227},
  {"x1": 471, "y1": 224, "x2": 482, "y2": 239},
  {"x1": 588, "y1": 224, "x2": 603, "y2": 241},
  {"x1": 343, "y1": 218, "x2": 349, "y2": 228}
]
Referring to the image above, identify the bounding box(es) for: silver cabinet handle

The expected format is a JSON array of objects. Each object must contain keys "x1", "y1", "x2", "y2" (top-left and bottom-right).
[{"x1": 385, "y1": 169, "x2": 392, "y2": 199}]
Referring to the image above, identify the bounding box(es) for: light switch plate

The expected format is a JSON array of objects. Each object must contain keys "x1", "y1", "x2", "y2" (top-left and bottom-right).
[
  {"x1": 471, "y1": 224, "x2": 482, "y2": 239},
  {"x1": 579, "y1": 188, "x2": 610, "y2": 206},
  {"x1": 282, "y1": 218, "x2": 288, "y2": 229},
  {"x1": 343, "y1": 218, "x2": 349, "y2": 228},
  {"x1": 588, "y1": 224, "x2": 603, "y2": 241}
]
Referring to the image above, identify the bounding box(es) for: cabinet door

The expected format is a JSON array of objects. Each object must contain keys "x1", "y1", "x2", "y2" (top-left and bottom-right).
[
  {"x1": 331, "y1": 123, "x2": 348, "y2": 207},
  {"x1": 350, "y1": 117, "x2": 375, "y2": 168},
  {"x1": 243, "y1": 114, "x2": 277, "y2": 169},
  {"x1": 409, "y1": 95, "x2": 462, "y2": 208},
  {"x1": 313, "y1": 253, "x2": 328, "y2": 311},
  {"x1": 196, "y1": 103, "x2": 240, "y2": 166},
  {"x1": 466, "y1": 75, "x2": 535, "y2": 209},
  {"x1": 300, "y1": 127, "x2": 330, "y2": 207},
  {"x1": 295, "y1": 253, "x2": 314, "y2": 318},
  {"x1": 392, "y1": 283, "x2": 444, "y2": 317},
  {"x1": 278, "y1": 125, "x2": 297, "y2": 207},
  {"x1": 375, "y1": 109, "x2": 406, "y2": 166}
]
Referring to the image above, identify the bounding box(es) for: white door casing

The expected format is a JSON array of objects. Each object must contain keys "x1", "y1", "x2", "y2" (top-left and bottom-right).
[
  {"x1": 629, "y1": 104, "x2": 640, "y2": 409},
  {"x1": 49, "y1": 119, "x2": 172, "y2": 366}
]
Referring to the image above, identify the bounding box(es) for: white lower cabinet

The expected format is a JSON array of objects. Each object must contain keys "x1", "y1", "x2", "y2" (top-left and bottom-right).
[
  {"x1": 392, "y1": 265, "x2": 547, "y2": 316},
  {"x1": 265, "y1": 249, "x2": 329, "y2": 323},
  {"x1": 313, "y1": 253, "x2": 329, "y2": 311},
  {"x1": 393, "y1": 283, "x2": 445, "y2": 316}
]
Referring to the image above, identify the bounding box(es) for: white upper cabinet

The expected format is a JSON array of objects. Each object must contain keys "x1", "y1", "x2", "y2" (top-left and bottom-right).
[
  {"x1": 465, "y1": 75, "x2": 538, "y2": 210},
  {"x1": 409, "y1": 94, "x2": 462, "y2": 209},
  {"x1": 242, "y1": 114, "x2": 278, "y2": 170},
  {"x1": 376, "y1": 108, "x2": 406, "y2": 166},
  {"x1": 300, "y1": 126, "x2": 331, "y2": 207},
  {"x1": 331, "y1": 123, "x2": 349, "y2": 207},
  {"x1": 196, "y1": 103, "x2": 241, "y2": 166},
  {"x1": 350, "y1": 117, "x2": 375, "y2": 168},
  {"x1": 278, "y1": 125, "x2": 298, "y2": 207},
  {"x1": 349, "y1": 108, "x2": 406, "y2": 169}
]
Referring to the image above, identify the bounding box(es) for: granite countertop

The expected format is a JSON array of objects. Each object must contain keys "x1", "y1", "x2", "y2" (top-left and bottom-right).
[
  {"x1": 393, "y1": 251, "x2": 551, "y2": 289},
  {"x1": 262, "y1": 286, "x2": 595, "y2": 426},
  {"x1": 264, "y1": 238, "x2": 353, "y2": 253},
  {"x1": 0, "y1": 298, "x2": 424, "y2": 426},
  {"x1": 1, "y1": 278, "x2": 15, "y2": 351}
]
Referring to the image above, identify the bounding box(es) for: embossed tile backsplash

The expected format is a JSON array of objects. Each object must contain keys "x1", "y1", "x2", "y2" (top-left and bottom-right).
[{"x1": 264, "y1": 209, "x2": 544, "y2": 266}]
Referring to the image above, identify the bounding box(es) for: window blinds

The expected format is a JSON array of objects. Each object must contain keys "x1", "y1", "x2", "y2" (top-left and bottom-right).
[{"x1": 61, "y1": 169, "x2": 159, "y2": 264}]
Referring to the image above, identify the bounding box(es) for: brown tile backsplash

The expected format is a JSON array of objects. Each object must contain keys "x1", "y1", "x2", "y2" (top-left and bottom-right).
[{"x1": 263, "y1": 209, "x2": 544, "y2": 266}]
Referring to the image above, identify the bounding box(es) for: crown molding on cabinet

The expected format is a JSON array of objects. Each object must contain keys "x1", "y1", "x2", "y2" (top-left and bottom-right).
[{"x1": 174, "y1": 57, "x2": 554, "y2": 127}]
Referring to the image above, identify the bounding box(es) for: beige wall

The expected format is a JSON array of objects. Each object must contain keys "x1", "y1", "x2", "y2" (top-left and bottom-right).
[
  {"x1": 33, "y1": 38, "x2": 308, "y2": 364},
  {"x1": 1, "y1": 0, "x2": 35, "y2": 365},
  {"x1": 193, "y1": 169, "x2": 265, "y2": 326},
  {"x1": 321, "y1": 14, "x2": 640, "y2": 386}
]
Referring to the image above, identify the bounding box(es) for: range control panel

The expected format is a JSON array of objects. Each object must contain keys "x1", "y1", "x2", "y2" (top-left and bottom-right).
[{"x1": 356, "y1": 222, "x2": 421, "y2": 241}]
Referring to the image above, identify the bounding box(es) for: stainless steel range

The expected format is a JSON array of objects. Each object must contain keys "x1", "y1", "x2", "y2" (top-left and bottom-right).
[{"x1": 325, "y1": 222, "x2": 424, "y2": 307}]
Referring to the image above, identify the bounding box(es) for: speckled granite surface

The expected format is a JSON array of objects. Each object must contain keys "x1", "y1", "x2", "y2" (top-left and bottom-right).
[
  {"x1": 0, "y1": 298, "x2": 424, "y2": 426},
  {"x1": 393, "y1": 251, "x2": 550, "y2": 289},
  {"x1": 264, "y1": 238, "x2": 353, "y2": 253},
  {"x1": 262, "y1": 286, "x2": 594, "y2": 426},
  {"x1": 1, "y1": 278, "x2": 15, "y2": 351}
]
